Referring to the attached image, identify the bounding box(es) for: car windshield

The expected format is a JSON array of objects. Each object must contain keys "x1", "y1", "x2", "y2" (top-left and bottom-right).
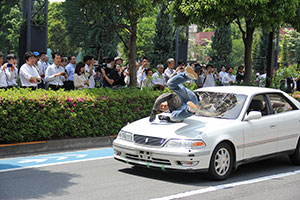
[{"x1": 194, "y1": 92, "x2": 247, "y2": 119}]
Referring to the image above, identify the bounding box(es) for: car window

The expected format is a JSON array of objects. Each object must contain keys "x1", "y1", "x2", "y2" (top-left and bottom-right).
[
  {"x1": 267, "y1": 93, "x2": 296, "y2": 114},
  {"x1": 195, "y1": 92, "x2": 247, "y2": 119},
  {"x1": 247, "y1": 95, "x2": 268, "y2": 116}
]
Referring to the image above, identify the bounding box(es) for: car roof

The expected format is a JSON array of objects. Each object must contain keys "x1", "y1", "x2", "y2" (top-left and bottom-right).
[{"x1": 195, "y1": 86, "x2": 282, "y2": 96}]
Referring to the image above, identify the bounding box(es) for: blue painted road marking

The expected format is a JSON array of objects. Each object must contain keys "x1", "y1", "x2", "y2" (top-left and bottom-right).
[{"x1": 0, "y1": 148, "x2": 114, "y2": 172}]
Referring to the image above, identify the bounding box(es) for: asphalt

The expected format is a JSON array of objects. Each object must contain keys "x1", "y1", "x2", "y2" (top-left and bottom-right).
[{"x1": 0, "y1": 148, "x2": 300, "y2": 200}]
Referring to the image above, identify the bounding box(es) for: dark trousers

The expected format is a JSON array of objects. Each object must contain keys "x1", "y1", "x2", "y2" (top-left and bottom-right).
[
  {"x1": 64, "y1": 80, "x2": 74, "y2": 90},
  {"x1": 49, "y1": 84, "x2": 63, "y2": 91},
  {"x1": 21, "y1": 86, "x2": 37, "y2": 90}
]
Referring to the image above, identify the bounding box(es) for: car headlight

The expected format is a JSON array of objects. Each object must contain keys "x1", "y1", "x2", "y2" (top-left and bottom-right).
[
  {"x1": 117, "y1": 130, "x2": 133, "y2": 142},
  {"x1": 164, "y1": 139, "x2": 206, "y2": 149}
]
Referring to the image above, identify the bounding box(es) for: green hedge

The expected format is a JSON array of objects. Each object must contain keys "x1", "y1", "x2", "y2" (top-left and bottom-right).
[{"x1": 0, "y1": 88, "x2": 163, "y2": 144}]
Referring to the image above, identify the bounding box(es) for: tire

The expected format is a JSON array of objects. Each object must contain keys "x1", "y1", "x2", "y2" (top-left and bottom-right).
[
  {"x1": 289, "y1": 138, "x2": 300, "y2": 165},
  {"x1": 207, "y1": 143, "x2": 234, "y2": 181}
]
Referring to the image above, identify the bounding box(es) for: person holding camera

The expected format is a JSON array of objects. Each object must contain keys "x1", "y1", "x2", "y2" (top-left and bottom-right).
[
  {"x1": 0, "y1": 52, "x2": 15, "y2": 89},
  {"x1": 101, "y1": 57, "x2": 119, "y2": 88},
  {"x1": 45, "y1": 52, "x2": 67, "y2": 91}
]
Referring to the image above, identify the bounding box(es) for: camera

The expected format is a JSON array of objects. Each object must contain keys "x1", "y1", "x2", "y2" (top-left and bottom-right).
[
  {"x1": 7, "y1": 64, "x2": 12, "y2": 67},
  {"x1": 62, "y1": 72, "x2": 66, "y2": 76}
]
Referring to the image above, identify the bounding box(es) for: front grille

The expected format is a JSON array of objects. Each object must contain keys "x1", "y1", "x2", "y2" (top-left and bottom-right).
[
  {"x1": 125, "y1": 153, "x2": 171, "y2": 165},
  {"x1": 134, "y1": 134, "x2": 166, "y2": 147}
]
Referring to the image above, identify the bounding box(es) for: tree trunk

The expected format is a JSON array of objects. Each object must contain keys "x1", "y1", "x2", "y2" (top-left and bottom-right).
[
  {"x1": 266, "y1": 31, "x2": 275, "y2": 88},
  {"x1": 129, "y1": 20, "x2": 137, "y2": 87},
  {"x1": 243, "y1": 23, "x2": 255, "y2": 85}
]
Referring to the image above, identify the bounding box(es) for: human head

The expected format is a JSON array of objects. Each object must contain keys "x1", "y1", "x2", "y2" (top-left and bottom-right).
[
  {"x1": 39, "y1": 52, "x2": 46, "y2": 61},
  {"x1": 45, "y1": 55, "x2": 49, "y2": 63},
  {"x1": 159, "y1": 101, "x2": 169, "y2": 113},
  {"x1": 106, "y1": 57, "x2": 114, "y2": 69},
  {"x1": 61, "y1": 57, "x2": 68, "y2": 67},
  {"x1": 227, "y1": 66, "x2": 234, "y2": 74},
  {"x1": 0, "y1": 52, "x2": 3, "y2": 66},
  {"x1": 75, "y1": 62, "x2": 85, "y2": 75},
  {"x1": 141, "y1": 56, "x2": 149, "y2": 67},
  {"x1": 156, "y1": 64, "x2": 164, "y2": 74},
  {"x1": 206, "y1": 64, "x2": 213, "y2": 73},
  {"x1": 33, "y1": 51, "x2": 40, "y2": 65},
  {"x1": 221, "y1": 66, "x2": 226, "y2": 72},
  {"x1": 115, "y1": 64, "x2": 121, "y2": 72},
  {"x1": 6, "y1": 53, "x2": 17, "y2": 65},
  {"x1": 178, "y1": 60, "x2": 185, "y2": 67},
  {"x1": 52, "y1": 52, "x2": 62, "y2": 66},
  {"x1": 83, "y1": 55, "x2": 94, "y2": 65},
  {"x1": 114, "y1": 57, "x2": 124, "y2": 65},
  {"x1": 69, "y1": 55, "x2": 76, "y2": 64},
  {"x1": 167, "y1": 58, "x2": 175, "y2": 69},
  {"x1": 238, "y1": 65, "x2": 244, "y2": 74},
  {"x1": 24, "y1": 51, "x2": 35, "y2": 66},
  {"x1": 145, "y1": 67, "x2": 153, "y2": 77}
]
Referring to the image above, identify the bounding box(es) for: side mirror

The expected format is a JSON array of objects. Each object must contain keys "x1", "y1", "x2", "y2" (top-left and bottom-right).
[{"x1": 244, "y1": 111, "x2": 262, "y2": 121}]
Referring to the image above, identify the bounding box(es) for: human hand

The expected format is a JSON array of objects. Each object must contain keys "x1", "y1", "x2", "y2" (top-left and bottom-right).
[
  {"x1": 149, "y1": 110, "x2": 157, "y2": 122},
  {"x1": 101, "y1": 68, "x2": 106, "y2": 75}
]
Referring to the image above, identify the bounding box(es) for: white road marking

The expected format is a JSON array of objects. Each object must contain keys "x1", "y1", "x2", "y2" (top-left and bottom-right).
[
  {"x1": 18, "y1": 159, "x2": 49, "y2": 164},
  {"x1": 150, "y1": 169, "x2": 300, "y2": 200},
  {"x1": 0, "y1": 156, "x2": 113, "y2": 173}
]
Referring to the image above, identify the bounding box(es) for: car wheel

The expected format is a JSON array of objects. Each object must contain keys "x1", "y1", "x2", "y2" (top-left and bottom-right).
[
  {"x1": 289, "y1": 139, "x2": 300, "y2": 165},
  {"x1": 207, "y1": 143, "x2": 234, "y2": 181}
]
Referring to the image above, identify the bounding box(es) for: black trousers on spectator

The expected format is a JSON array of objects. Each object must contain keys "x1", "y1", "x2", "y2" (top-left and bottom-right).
[
  {"x1": 49, "y1": 84, "x2": 63, "y2": 91},
  {"x1": 64, "y1": 80, "x2": 74, "y2": 90},
  {"x1": 21, "y1": 86, "x2": 37, "y2": 90}
]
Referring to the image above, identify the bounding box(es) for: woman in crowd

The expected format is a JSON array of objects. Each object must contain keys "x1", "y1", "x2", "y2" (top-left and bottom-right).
[
  {"x1": 74, "y1": 62, "x2": 89, "y2": 90},
  {"x1": 141, "y1": 68, "x2": 154, "y2": 90}
]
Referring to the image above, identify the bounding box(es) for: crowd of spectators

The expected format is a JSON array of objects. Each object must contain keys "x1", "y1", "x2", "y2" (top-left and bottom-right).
[{"x1": 0, "y1": 50, "x2": 300, "y2": 93}]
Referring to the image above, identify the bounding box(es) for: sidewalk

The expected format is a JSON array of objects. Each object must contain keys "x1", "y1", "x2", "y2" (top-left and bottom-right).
[{"x1": 0, "y1": 136, "x2": 116, "y2": 158}]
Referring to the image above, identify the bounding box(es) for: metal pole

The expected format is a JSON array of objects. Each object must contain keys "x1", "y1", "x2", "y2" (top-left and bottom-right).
[
  {"x1": 175, "y1": 27, "x2": 179, "y2": 66},
  {"x1": 26, "y1": 0, "x2": 32, "y2": 51},
  {"x1": 44, "y1": 0, "x2": 48, "y2": 51}
]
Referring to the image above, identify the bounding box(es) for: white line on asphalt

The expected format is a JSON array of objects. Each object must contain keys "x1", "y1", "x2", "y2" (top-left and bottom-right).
[
  {"x1": 149, "y1": 169, "x2": 300, "y2": 200},
  {"x1": 0, "y1": 156, "x2": 113, "y2": 173}
]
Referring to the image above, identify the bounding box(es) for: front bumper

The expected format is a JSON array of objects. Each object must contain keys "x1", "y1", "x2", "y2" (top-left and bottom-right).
[{"x1": 113, "y1": 139, "x2": 211, "y2": 172}]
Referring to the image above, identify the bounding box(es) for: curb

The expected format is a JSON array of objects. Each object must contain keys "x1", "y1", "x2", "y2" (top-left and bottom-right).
[{"x1": 0, "y1": 136, "x2": 117, "y2": 158}]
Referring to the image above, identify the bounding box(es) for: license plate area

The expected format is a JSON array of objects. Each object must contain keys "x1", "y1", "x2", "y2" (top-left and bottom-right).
[{"x1": 138, "y1": 151, "x2": 152, "y2": 161}]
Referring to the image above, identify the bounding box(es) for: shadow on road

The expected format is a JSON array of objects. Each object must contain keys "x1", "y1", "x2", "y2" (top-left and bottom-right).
[
  {"x1": 118, "y1": 155, "x2": 300, "y2": 187},
  {"x1": 0, "y1": 166, "x2": 80, "y2": 200}
]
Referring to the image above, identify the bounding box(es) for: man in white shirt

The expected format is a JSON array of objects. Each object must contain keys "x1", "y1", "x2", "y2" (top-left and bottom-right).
[
  {"x1": 65, "y1": 55, "x2": 76, "y2": 90},
  {"x1": 137, "y1": 57, "x2": 149, "y2": 88},
  {"x1": 45, "y1": 52, "x2": 67, "y2": 91},
  {"x1": 19, "y1": 51, "x2": 41, "y2": 89},
  {"x1": 164, "y1": 58, "x2": 177, "y2": 82},
  {"x1": 152, "y1": 64, "x2": 167, "y2": 90},
  {"x1": 6, "y1": 53, "x2": 18, "y2": 88},
  {"x1": 222, "y1": 67, "x2": 236, "y2": 86},
  {"x1": 37, "y1": 52, "x2": 48, "y2": 89},
  {"x1": 219, "y1": 66, "x2": 227, "y2": 84},
  {"x1": 83, "y1": 55, "x2": 96, "y2": 88},
  {"x1": 202, "y1": 64, "x2": 219, "y2": 87}
]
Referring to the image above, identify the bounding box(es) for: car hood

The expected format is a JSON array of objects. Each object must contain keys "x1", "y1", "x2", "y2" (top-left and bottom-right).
[{"x1": 122, "y1": 114, "x2": 231, "y2": 139}]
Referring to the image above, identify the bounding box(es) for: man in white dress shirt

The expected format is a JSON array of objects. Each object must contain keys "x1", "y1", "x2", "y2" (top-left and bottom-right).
[
  {"x1": 152, "y1": 64, "x2": 167, "y2": 90},
  {"x1": 45, "y1": 52, "x2": 67, "y2": 91},
  {"x1": 222, "y1": 67, "x2": 236, "y2": 86},
  {"x1": 164, "y1": 58, "x2": 177, "y2": 82},
  {"x1": 19, "y1": 51, "x2": 41, "y2": 89},
  {"x1": 0, "y1": 52, "x2": 15, "y2": 89},
  {"x1": 84, "y1": 55, "x2": 96, "y2": 88}
]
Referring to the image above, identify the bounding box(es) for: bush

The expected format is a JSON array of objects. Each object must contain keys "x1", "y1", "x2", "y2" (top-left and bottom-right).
[{"x1": 0, "y1": 88, "x2": 163, "y2": 144}]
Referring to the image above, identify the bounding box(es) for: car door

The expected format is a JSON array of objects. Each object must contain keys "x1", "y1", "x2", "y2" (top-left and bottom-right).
[
  {"x1": 242, "y1": 94, "x2": 278, "y2": 159},
  {"x1": 267, "y1": 93, "x2": 300, "y2": 152}
]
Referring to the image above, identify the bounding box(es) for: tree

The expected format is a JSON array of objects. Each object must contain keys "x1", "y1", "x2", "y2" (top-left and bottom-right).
[
  {"x1": 63, "y1": 0, "x2": 119, "y2": 60},
  {"x1": 280, "y1": 35, "x2": 289, "y2": 67},
  {"x1": 172, "y1": 0, "x2": 300, "y2": 84},
  {"x1": 48, "y1": 2, "x2": 73, "y2": 56},
  {"x1": 151, "y1": 5, "x2": 175, "y2": 67},
  {"x1": 208, "y1": 24, "x2": 232, "y2": 69},
  {"x1": 253, "y1": 30, "x2": 269, "y2": 74},
  {"x1": 80, "y1": 0, "x2": 160, "y2": 87},
  {"x1": 0, "y1": 1, "x2": 22, "y2": 56},
  {"x1": 285, "y1": 29, "x2": 300, "y2": 68}
]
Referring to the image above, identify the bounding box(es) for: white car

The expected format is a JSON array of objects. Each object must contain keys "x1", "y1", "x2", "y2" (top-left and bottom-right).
[{"x1": 113, "y1": 86, "x2": 300, "y2": 180}]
